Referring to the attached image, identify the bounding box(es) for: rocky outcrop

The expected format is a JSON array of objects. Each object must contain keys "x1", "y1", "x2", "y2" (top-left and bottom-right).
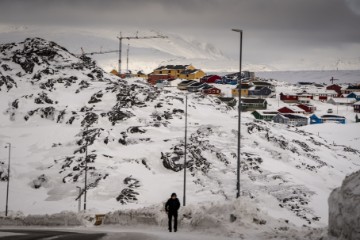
[{"x1": 328, "y1": 170, "x2": 360, "y2": 240}]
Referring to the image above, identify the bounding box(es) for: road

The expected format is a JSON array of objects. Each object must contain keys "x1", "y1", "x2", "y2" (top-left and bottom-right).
[
  {"x1": 0, "y1": 228, "x2": 238, "y2": 240},
  {"x1": 0, "y1": 230, "x2": 106, "y2": 240}
]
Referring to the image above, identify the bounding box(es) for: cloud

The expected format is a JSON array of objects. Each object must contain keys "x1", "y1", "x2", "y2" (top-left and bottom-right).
[
  {"x1": 346, "y1": 0, "x2": 360, "y2": 15},
  {"x1": 0, "y1": 0, "x2": 359, "y2": 70}
]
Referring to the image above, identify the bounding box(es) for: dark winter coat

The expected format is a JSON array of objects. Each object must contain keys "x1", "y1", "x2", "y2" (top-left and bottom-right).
[{"x1": 165, "y1": 198, "x2": 180, "y2": 213}]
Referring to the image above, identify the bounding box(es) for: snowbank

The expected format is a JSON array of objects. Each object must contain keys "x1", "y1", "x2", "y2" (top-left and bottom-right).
[
  {"x1": 0, "y1": 211, "x2": 86, "y2": 226},
  {"x1": 328, "y1": 170, "x2": 360, "y2": 240}
]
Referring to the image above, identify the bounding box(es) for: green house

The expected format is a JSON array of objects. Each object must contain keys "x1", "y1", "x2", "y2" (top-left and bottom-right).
[
  {"x1": 241, "y1": 98, "x2": 268, "y2": 112},
  {"x1": 252, "y1": 110, "x2": 278, "y2": 121}
]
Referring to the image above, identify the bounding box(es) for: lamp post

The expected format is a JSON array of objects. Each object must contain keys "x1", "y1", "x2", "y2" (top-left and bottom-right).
[
  {"x1": 83, "y1": 129, "x2": 89, "y2": 212},
  {"x1": 4, "y1": 143, "x2": 11, "y2": 216},
  {"x1": 76, "y1": 186, "x2": 82, "y2": 213},
  {"x1": 232, "y1": 28, "x2": 243, "y2": 198},
  {"x1": 183, "y1": 94, "x2": 188, "y2": 206}
]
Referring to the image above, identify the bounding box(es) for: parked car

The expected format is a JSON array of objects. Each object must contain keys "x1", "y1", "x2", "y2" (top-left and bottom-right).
[
  {"x1": 327, "y1": 108, "x2": 333, "y2": 113},
  {"x1": 177, "y1": 80, "x2": 196, "y2": 90},
  {"x1": 187, "y1": 82, "x2": 206, "y2": 92}
]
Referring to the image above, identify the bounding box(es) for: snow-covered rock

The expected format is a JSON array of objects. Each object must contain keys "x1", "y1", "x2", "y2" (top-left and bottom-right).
[{"x1": 328, "y1": 170, "x2": 360, "y2": 240}]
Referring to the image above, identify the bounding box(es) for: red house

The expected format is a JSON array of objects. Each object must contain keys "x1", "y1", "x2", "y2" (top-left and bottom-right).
[
  {"x1": 200, "y1": 75, "x2": 221, "y2": 83},
  {"x1": 203, "y1": 87, "x2": 221, "y2": 95},
  {"x1": 147, "y1": 74, "x2": 175, "y2": 85},
  {"x1": 280, "y1": 93, "x2": 298, "y2": 103},
  {"x1": 326, "y1": 84, "x2": 342, "y2": 97},
  {"x1": 278, "y1": 106, "x2": 306, "y2": 114},
  {"x1": 297, "y1": 103, "x2": 316, "y2": 113}
]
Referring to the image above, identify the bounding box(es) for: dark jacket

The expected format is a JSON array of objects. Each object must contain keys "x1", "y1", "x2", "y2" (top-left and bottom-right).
[{"x1": 165, "y1": 198, "x2": 180, "y2": 213}]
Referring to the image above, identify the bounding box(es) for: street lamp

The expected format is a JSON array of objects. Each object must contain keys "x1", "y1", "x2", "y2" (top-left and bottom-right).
[
  {"x1": 183, "y1": 94, "x2": 188, "y2": 206},
  {"x1": 83, "y1": 128, "x2": 89, "y2": 212},
  {"x1": 76, "y1": 186, "x2": 82, "y2": 213},
  {"x1": 232, "y1": 28, "x2": 243, "y2": 198},
  {"x1": 4, "y1": 143, "x2": 11, "y2": 216}
]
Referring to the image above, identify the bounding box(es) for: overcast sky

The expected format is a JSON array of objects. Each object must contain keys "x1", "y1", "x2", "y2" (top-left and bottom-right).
[{"x1": 0, "y1": 0, "x2": 360, "y2": 70}]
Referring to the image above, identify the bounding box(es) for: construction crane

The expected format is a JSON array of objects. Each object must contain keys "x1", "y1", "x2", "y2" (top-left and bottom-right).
[
  {"x1": 117, "y1": 31, "x2": 168, "y2": 74},
  {"x1": 330, "y1": 76, "x2": 339, "y2": 84}
]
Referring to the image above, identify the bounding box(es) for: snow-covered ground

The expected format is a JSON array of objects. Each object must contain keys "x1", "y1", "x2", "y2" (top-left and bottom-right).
[{"x1": 0, "y1": 37, "x2": 359, "y2": 239}]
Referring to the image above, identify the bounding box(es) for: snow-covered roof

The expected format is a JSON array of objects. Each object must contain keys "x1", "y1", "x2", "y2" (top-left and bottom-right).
[
  {"x1": 328, "y1": 98, "x2": 356, "y2": 104},
  {"x1": 280, "y1": 106, "x2": 306, "y2": 112},
  {"x1": 353, "y1": 101, "x2": 360, "y2": 106},
  {"x1": 303, "y1": 89, "x2": 337, "y2": 95}
]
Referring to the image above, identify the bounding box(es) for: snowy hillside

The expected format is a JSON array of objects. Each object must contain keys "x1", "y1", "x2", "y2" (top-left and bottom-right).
[{"x1": 1, "y1": 38, "x2": 360, "y2": 233}]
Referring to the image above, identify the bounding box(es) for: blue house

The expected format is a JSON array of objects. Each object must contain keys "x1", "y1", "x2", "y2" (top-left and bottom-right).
[
  {"x1": 347, "y1": 92, "x2": 360, "y2": 101},
  {"x1": 310, "y1": 114, "x2": 346, "y2": 124},
  {"x1": 310, "y1": 114, "x2": 322, "y2": 124},
  {"x1": 321, "y1": 115, "x2": 346, "y2": 124}
]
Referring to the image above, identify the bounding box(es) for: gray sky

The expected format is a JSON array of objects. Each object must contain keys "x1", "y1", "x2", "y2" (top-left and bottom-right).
[{"x1": 0, "y1": 0, "x2": 360, "y2": 70}]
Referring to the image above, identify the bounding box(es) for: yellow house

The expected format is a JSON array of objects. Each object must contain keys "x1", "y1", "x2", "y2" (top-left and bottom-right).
[
  {"x1": 135, "y1": 71, "x2": 147, "y2": 79},
  {"x1": 110, "y1": 69, "x2": 120, "y2": 76},
  {"x1": 231, "y1": 84, "x2": 252, "y2": 97},
  {"x1": 178, "y1": 69, "x2": 206, "y2": 80},
  {"x1": 153, "y1": 65, "x2": 195, "y2": 78}
]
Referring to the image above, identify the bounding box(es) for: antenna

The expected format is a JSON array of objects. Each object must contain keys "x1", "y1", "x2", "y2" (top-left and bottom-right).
[{"x1": 330, "y1": 77, "x2": 339, "y2": 84}]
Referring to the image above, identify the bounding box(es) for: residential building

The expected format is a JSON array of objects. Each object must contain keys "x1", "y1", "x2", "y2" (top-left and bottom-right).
[
  {"x1": 251, "y1": 81, "x2": 275, "y2": 92},
  {"x1": 278, "y1": 106, "x2": 306, "y2": 114},
  {"x1": 232, "y1": 83, "x2": 253, "y2": 97},
  {"x1": 273, "y1": 113, "x2": 308, "y2": 126},
  {"x1": 241, "y1": 98, "x2": 267, "y2": 111},
  {"x1": 326, "y1": 84, "x2": 342, "y2": 96},
  {"x1": 296, "y1": 103, "x2": 316, "y2": 113},
  {"x1": 327, "y1": 98, "x2": 356, "y2": 106},
  {"x1": 248, "y1": 86, "x2": 272, "y2": 98},
  {"x1": 347, "y1": 92, "x2": 360, "y2": 101},
  {"x1": 202, "y1": 86, "x2": 221, "y2": 95},
  {"x1": 251, "y1": 110, "x2": 278, "y2": 121},
  {"x1": 179, "y1": 69, "x2": 206, "y2": 80},
  {"x1": 153, "y1": 65, "x2": 195, "y2": 77},
  {"x1": 354, "y1": 101, "x2": 360, "y2": 113},
  {"x1": 200, "y1": 75, "x2": 221, "y2": 83}
]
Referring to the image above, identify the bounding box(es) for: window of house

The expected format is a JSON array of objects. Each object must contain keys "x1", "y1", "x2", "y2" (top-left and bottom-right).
[{"x1": 159, "y1": 71, "x2": 162, "y2": 74}]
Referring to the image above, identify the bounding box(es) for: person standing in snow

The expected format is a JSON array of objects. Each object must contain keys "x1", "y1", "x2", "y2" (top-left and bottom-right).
[{"x1": 165, "y1": 193, "x2": 180, "y2": 232}]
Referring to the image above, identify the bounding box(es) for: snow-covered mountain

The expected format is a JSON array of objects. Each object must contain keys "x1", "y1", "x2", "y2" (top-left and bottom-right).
[
  {"x1": 0, "y1": 38, "x2": 359, "y2": 235},
  {"x1": 0, "y1": 25, "x2": 275, "y2": 72}
]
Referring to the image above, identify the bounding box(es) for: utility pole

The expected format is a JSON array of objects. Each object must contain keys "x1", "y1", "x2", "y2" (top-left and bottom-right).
[
  {"x1": 117, "y1": 32, "x2": 168, "y2": 74},
  {"x1": 183, "y1": 94, "x2": 188, "y2": 206},
  {"x1": 5, "y1": 143, "x2": 11, "y2": 217},
  {"x1": 232, "y1": 28, "x2": 243, "y2": 199}
]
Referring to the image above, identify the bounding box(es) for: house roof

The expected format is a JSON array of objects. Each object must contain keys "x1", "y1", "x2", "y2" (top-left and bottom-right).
[
  {"x1": 252, "y1": 81, "x2": 273, "y2": 86},
  {"x1": 353, "y1": 101, "x2": 360, "y2": 106},
  {"x1": 155, "y1": 65, "x2": 190, "y2": 70},
  {"x1": 253, "y1": 110, "x2": 278, "y2": 116},
  {"x1": 348, "y1": 92, "x2": 360, "y2": 96},
  {"x1": 297, "y1": 103, "x2": 315, "y2": 108},
  {"x1": 277, "y1": 113, "x2": 307, "y2": 119},
  {"x1": 241, "y1": 98, "x2": 267, "y2": 104},
  {"x1": 235, "y1": 84, "x2": 253, "y2": 89},
  {"x1": 300, "y1": 89, "x2": 337, "y2": 95},
  {"x1": 321, "y1": 114, "x2": 345, "y2": 119},
  {"x1": 180, "y1": 69, "x2": 201, "y2": 75},
  {"x1": 328, "y1": 98, "x2": 356, "y2": 104},
  {"x1": 279, "y1": 106, "x2": 306, "y2": 112},
  {"x1": 347, "y1": 85, "x2": 360, "y2": 90}
]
